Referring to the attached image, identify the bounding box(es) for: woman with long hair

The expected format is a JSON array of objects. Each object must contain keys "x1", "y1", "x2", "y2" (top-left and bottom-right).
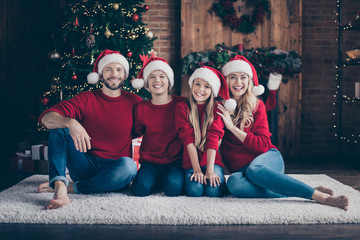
[{"x1": 217, "y1": 55, "x2": 349, "y2": 210}]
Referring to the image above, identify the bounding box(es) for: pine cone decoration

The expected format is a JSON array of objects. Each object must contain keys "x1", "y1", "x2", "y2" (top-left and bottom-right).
[{"x1": 85, "y1": 34, "x2": 95, "y2": 49}]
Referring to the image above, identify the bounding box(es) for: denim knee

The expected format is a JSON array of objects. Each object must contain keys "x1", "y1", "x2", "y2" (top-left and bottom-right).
[
  {"x1": 131, "y1": 179, "x2": 153, "y2": 197},
  {"x1": 163, "y1": 173, "x2": 184, "y2": 197},
  {"x1": 204, "y1": 184, "x2": 224, "y2": 197},
  {"x1": 113, "y1": 157, "x2": 137, "y2": 183},
  {"x1": 226, "y1": 173, "x2": 244, "y2": 197},
  {"x1": 185, "y1": 181, "x2": 203, "y2": 197}
]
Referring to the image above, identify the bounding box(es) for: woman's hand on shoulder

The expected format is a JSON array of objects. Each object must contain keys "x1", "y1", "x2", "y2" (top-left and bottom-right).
[{"x1": 217, "y1": 104, "x2": 235, "y2": 131}]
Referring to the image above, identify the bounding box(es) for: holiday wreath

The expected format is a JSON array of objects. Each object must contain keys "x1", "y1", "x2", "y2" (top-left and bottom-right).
[{"x1": 212, "y1": 0, "x2": 271, "y2": 34}]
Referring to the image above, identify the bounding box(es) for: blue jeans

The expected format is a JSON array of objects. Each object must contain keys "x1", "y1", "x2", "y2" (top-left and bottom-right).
[
  {"x1": 131, "y1": 162, "x2": 184, "y2": 197},
  {"x1": 48, "y1": 128, "x2": 137, "y2": 194},
  {"x1": 184, "y1": 164, "x2": 226, "y2": 197},
  {"x1": 226, "y1": 148, "x2": 315, "y2": 199}
]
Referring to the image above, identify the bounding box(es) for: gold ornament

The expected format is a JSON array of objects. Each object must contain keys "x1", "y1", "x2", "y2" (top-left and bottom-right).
[
  {"x1": 104, "y1": 30, "x2": 111, "y2": 38},
  {"x1": 113, "y1": 3, "x2": 120, "y2": 10},
  {"x1": 50, "y1": 84, "x2": 57, "y2": 90}
]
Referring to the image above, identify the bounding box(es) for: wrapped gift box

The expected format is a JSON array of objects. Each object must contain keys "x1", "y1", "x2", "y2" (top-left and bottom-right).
[
  {"x1": 11, "y1": 157, "x2": 35, "y2": 173},
  {"x1": 132, "y1": 137, "x2": 142, "y2": 169},
  {"x1": 31, "y1": 144, "x2": 48, "y2": 160}
]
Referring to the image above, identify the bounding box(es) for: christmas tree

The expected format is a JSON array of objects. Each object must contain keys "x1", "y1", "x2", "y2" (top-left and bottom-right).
[{"x1": 39, "y1": 0, "x2": 155, "y2": 126}]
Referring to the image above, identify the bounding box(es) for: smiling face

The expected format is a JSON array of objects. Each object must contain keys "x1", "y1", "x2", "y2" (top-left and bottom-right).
[
  {"x1": 101, "y1": 62, "x2": 126, "y2": 91},
  {"x1": 147, "y1": 70, "x2": 170, "y2": 96},
  {"x1": 227, "y1": 72, "x2": 250, "y2": 100},
  {"x1": 191, "y1": 78, "x2": 212, "y2": 104}
]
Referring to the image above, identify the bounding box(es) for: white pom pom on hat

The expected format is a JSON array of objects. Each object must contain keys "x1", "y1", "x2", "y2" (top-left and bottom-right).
[
  {"x1": 222, "y1": 55, "x2": 264, "y2": 96},
  {"x1": 87, "y1": 49, "x2": 130, "y2": 84}
]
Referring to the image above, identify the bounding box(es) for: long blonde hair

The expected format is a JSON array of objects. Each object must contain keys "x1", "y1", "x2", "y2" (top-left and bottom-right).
[
  {"x1": 227, "y1": 76, "x2": 258, "y2": 130},
  {"x1": 188, "y1": 86, "x2": 215, "y2": 152}
]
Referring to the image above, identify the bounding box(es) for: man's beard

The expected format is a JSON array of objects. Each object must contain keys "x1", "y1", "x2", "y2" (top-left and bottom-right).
[{"x1": 102, "y1": 77, "x2": 124, "y2": 90}]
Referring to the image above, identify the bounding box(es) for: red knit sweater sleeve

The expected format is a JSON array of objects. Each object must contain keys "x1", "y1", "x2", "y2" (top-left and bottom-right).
[
  {"x1": 132, "y1": 102, "x2": 144, "y2": 138},
  {"x1": 205, "y1": 103, "x2": 225, "y2": 151},
  {"x1": 38, "y1": 92, "x2": 87, "y2": 125},
  {"x1": 242, "y1": 100, "x2": 273, "y2": 154},
  {"x1": 175, "y1": 101, "x2": 195, "y2": 146}
]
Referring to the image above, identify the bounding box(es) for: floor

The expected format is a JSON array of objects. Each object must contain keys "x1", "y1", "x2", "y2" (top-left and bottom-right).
[{"x1": 1, "y1": 159, "x2": 360, "y2": 240}]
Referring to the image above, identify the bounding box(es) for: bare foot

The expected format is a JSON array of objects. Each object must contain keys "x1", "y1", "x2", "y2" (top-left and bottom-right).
[
  {"x1": 45, "y1": 181, "x2": 71, "y2": 210},
  {"x1": 312, "y1": 190, "x2": 349, "y2": 211},
  {"x1": 38, "y1": 182, "x2": 53, "y2": 193},
  {"x1": 38, "y1": 181, "x2": 74, "y2": 193},
  {"x1": 315, "y1": 186, "x2": 334, "y2": 196},
  {"x1": 45, "y1": 195, "x2": 71, "y2": 210},
  {"x1": 323, "y1": 195, "x2": 349, "y2": 211}
]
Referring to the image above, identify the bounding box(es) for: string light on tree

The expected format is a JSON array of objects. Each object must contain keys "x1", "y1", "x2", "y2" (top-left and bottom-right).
[{"x1": 49, "y1": 50, "x2": 60, "y2": 60}]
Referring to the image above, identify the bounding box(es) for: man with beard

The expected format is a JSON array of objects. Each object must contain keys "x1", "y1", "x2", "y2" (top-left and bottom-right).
[{"x1": 37, "y1": 49, "x2": 142, "y2": 210}]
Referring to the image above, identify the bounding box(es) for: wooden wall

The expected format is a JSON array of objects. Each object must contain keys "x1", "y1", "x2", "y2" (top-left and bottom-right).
[{"x1": 181, "y1": 0, "x2": 302, "y2": 158}]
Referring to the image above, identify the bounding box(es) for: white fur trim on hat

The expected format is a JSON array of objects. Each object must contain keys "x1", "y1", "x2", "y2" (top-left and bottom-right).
[
  {"x1": 267, "y1": 72, "x2": 282, "y2": 90},
  {"x1": 132, "y1": 78, "x2": 145, "y2": 89},
  {"x1": 224, "y1": 98, "x2": 237, "y2": 111},
  {"x1": 87, "y1": 72, "x2": 100, "y2": 84},
  {"x1": 143, "y1": 60, "x2": 174, "y2": 87},
  {"x1": 97, "y1": 53, "x2": 129, "y2": 79},
  {"x1": 188, "y1": 68, "x2": 221, "y2": 97},
  {"x1": 222, "y1": 60, "x2": 253, "y2": 78},
  {"x1": 252, "y1": 85, "x2": 265, "y2": 96}
]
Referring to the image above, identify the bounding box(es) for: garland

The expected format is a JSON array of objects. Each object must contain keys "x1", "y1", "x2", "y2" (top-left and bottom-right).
[
  {"x1": 212, "y1": 0, "x2": 271, "y2": 34},
  {"x1": 181, "y1": 43, "x2": 301, "y2": 82}
]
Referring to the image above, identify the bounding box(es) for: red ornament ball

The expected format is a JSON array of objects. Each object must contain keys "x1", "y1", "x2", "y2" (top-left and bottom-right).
[
  {"x1": 40, "y1": 97, "x2": 50, "y2": 106},
  {"x1": 71, "y1": 74, "x2": 78, "y2": 81},
  {"x1": 132, "y1": 13, "x2": 139, "y2": 22},
  {"x1": 127, "y1": 51, "x2": 133, "y2": 57},
  {"x1": 144, "y1": 5, "x2": 150, "y2": 11}
]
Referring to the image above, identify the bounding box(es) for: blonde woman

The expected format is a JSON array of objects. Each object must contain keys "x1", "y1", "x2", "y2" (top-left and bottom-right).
[
  {"x1": 175, "y1": 66, "x2": 235, "y2": 197},
  {"x1": 217, "y1": 55, "x2": 349, "y2": 210}
]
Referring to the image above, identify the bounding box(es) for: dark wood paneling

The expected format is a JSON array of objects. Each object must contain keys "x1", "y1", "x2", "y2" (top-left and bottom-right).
[{"x1": 0, "y1": 0, "x2": 65, "y2": 172}]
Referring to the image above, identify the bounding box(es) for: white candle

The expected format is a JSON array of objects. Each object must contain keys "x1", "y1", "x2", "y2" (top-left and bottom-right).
[{"x1": 355, "y1": 82, "x2": 360, "y2": 98}]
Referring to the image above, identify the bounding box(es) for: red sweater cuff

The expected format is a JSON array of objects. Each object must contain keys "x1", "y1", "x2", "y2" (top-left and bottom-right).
[{"x1": 183, "y1": 135, "x2": 195, "y2": 146}]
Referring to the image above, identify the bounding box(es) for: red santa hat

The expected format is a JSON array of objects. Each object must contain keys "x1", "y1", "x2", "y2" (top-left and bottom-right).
[
  {"x1": 221, "y1": 55, "x2": 265, "y2": 96},
  {"x1": 87, "y1": 49, "x2": 129, "y2": 84},
  {"x1": 188, "y1": 66, "x2": 236, "y2": 111},
  {"x1": 132, "y1": 56, "x2": 174, "y2": 89}
]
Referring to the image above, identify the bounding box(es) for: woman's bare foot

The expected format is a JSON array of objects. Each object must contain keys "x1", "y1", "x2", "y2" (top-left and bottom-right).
[
  {"x1": 38, "y1": 182, "x2": 53, "y2": 193},
  {"x1": 323, "y1": 195, "x2": 349, "y2": 211},
  {"x1": 45, "y1": 181, "x2": 71, "y2": 210},
  {"x1": 312, "y1": 190, "x2": 349, "y2": 211},
  {"x1": 315, "y1": 186, "x2": 334, "y2": 196}
]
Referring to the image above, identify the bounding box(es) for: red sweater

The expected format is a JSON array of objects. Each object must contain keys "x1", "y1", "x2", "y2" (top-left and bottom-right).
[
  {"x1": 175, "y1": 101, "x2": 225, "y2": 169},
  {"x1": 133, "y1": 95, "x2": 186, "y2": 165},
  {"x1": 38, "y1": 89, "x2": 142, "y2": 159},
  {"x1": 220, "y1": 100, "x2": 277, "y2": 173}
]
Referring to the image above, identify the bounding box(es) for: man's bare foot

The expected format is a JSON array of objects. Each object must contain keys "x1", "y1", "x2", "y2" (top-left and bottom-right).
[
  {"x1": 45, "y1": 195, "x2": 71, "y2": 210},
  {"x1": 315, "y1": 186, "x2": 334, "y2": 196},
  {"x1": 312, "y1": 190, "x2": 349, "y2": 211},
  {"x1": 45, "y1": 180, "x2": 71, "y2": 210},
  {"x1": 38, "y1": 182, "x2": 53, "y2": 193},
  {"x1": 38, "y1": 181, "x2": 74, "y2": 193}
]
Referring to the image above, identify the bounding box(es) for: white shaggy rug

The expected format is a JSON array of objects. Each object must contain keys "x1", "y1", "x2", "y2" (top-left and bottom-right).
[{"x1": 0, "y1": 174, "x2": 359, "y2": 225}]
